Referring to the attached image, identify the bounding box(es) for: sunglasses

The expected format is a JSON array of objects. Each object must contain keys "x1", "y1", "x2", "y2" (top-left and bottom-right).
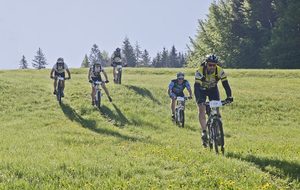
[
  {"x1": 208, "y1": 64, "x2": 216, "y2": 67},
  {"x1": 178, "y1": 78, "x2": 184, "y2": 80}
]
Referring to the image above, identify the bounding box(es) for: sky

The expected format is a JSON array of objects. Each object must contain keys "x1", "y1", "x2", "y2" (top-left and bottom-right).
[{"x1": 0, "y1": 0, "x2": 212, "y2": 69}]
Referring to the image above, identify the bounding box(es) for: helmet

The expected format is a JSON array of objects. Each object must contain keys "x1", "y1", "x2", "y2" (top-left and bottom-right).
[
  {"x1": 205, "y1": 54, "x2": 218, "y2": 63},
  {"x1": 177, "y1": 72, "x2": 184, "y2": 79},
  {"x1": 116, "y1": 48, "x2": 121, "y2": 52},
  {"x1": 57, "y1": 57, "x2": 64, "y2": 64}
]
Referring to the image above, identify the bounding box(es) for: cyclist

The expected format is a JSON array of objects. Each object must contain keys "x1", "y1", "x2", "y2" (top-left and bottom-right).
[
  {"x1": 88, "y1": 62, "x2": 112, "y2": 105},
  {"x1": 50, "y1": 57, "x2": 71, "y2": 97},
  {"x1": 111, "y1": 47, "x2": 127, "y2": 82},
  {"x1": 168, "y1": 72, "x2": 192, "y2": 120},
  {"x1": 194, "y1": 54, "x2": 233, "y2": 147}
]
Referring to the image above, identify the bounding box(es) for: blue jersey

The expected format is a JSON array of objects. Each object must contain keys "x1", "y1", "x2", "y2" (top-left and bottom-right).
[{"x1": 168, "y1": 79, "x2": 191, "y2": 95}]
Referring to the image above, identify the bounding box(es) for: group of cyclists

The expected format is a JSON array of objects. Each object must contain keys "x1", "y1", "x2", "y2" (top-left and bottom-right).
[{"x1": 50, "y1": 50, "x2": 233, "y2": 148}]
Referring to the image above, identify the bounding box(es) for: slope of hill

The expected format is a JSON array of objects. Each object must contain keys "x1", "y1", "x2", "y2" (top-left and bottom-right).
[{"x1": 0, "y1": 68, "x2": 299, "y2": 189}]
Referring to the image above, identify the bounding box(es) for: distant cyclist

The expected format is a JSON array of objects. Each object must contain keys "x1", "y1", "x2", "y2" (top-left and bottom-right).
[
  {"x1": 168, "y1": 72, "x2": 192, "y2": 120},
  {"x1": 111, "y1": 47, "x2": 127, "y2": 82},
  {"x1": 88, "y1": 62, "x2": 112, "y2": 105},
  {"x1": 50, "y1": 57, "x2": 71, "y2": 97},
  {"x1": 194, "y1": 54, "x2": 233, "y2": 147}
]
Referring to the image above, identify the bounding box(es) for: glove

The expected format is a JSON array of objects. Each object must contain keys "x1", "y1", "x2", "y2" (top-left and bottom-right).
[
  {"x1": 226, "y1": 97, "x2": 233, "y2": 103},
  {"x1": 105, "y1": 80, "x2": 109, "y2": 83},
  {"x1": 89, "y1": 80, "x2": 93, "y2": 83}
]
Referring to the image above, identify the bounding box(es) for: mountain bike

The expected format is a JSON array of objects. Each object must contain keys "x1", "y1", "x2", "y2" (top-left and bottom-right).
[
  {"x1": 205, "y1": 100, "x2": 230, "y2": 155},
  {"x1": 93, "y1": 81, "x2": 102, "y2": 109},
  {"x1": 53, "y1": 76, "x2": 69, "y2": 105},
  {"x1": 174, "y1": 96, "x2": 191, "y2": 128}
]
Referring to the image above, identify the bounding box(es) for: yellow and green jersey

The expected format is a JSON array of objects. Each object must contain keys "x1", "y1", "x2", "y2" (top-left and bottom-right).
[{"x1": 195, "y1": 65, "x2": 227, "y2": 89}]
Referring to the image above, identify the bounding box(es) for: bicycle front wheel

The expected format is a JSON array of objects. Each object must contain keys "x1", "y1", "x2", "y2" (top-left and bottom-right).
[
  {"x1": 180, "y1": 109, "x2": 185, "y2": 128},
  {"x1": 212, "y1": 118, "x2": 224, "y2": 154},
  {"x1": 96, "y1": 91, "x2": 101, "y2": 109}
]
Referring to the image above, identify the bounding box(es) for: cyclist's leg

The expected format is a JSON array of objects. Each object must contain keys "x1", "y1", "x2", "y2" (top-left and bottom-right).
[
  {"x1": 112, "y1": 63, "x2": 116, "y2": 80},
  {"x1": 53, "y1": 71, "x2": 58, "y2": 94},
  {"x1": 169, "y1": 93, "x2": 176, "y2": 115},
  {"x1": 194, "y1": 84, "x2": 207, "y2": 130}
]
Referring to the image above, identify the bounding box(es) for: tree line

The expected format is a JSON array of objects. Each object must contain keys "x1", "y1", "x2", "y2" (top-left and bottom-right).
[
  {"x1": 188, "y1": 0, "x2": 300, "y2": 69},
  {"x1": 20, "y1": 37, "x2": 187, "y2": 69}
]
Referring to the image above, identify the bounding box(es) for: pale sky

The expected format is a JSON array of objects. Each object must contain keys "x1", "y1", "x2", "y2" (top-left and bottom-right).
[{"x1": 0, "y1": 0, "x2": 212, "y2": 69}]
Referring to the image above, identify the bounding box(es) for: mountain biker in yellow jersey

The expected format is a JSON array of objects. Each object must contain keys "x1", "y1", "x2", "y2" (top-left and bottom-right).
[
  {"x1": 50, "y1": 57, "x2": 71, "y2": 97},
  {"x1": 168, "y1": 72, "x2": 193, "y2": 120},
  {"x1": 88, "y1": 62, "x2": 112, "y2": 105},
  {"x1": 194, "y1": 54, "x2": 233, "y2": 147},
  {"x1": 111, "y1": 47, "x2": 127, "y2": 82}
]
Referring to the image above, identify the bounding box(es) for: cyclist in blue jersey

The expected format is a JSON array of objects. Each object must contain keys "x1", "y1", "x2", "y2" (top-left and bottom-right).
[{"x1": 168, "y1": 72, "x2": 192, "y2": 120}]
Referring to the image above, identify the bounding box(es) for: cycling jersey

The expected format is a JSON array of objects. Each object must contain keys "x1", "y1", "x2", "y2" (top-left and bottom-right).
[
  {"x1": 52, "y1": 63, "x2": 68, "y2": 74},
  {"x1": 90, "y1": 64, "x2": 104, "y2": 78},
  {"x1": 169, "y1": 79, "x2": 191, "y2": 96},
  {"x1": 195, "y1": 65, "x2": 227, "y2": 89}
]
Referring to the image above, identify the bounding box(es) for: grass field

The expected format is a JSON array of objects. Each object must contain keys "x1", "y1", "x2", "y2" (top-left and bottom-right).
[{"x1": 0, "y1": 68, "x2": 299, "y2": 189}]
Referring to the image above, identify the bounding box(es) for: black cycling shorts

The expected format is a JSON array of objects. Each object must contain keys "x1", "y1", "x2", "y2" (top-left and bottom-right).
[
  {"x1": 194, "y1": 83, "x2": 220, "y2": 105},
  {"x1": 55, "y1": 71, "x2": 65, "y2": 78}
]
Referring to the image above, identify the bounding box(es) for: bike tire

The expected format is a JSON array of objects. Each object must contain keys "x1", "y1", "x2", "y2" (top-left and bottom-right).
[
  {"x1": 212, "y1": 118, "x2": 224, "y2": 154},
  {"x1": 118, "y1": 70, "x2": 122, "y2": 84},
  {"x1": 97, "y1": 91, "x2": 101, "y2": 109},
  {"x1": 57, "y1": 82, "x2": 62, "y2": 105},
  {"x1": 207, "y1": 119, "x2": 213, "y2": 150},
  {"x1": 180, "y1": 109, "x2": 185, "y2": 128}
]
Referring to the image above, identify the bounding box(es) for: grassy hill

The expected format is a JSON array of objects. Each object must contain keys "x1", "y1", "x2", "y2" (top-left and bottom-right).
[{"x1": 0, "y1": 68, "x2": 299, "y2": 189}]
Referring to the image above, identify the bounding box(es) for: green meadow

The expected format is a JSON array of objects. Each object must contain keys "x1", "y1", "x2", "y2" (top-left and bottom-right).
[{"x1": 0, "y1": 68, "x2": 299, "y2": 189}]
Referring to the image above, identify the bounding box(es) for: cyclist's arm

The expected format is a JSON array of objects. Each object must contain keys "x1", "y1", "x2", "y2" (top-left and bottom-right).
[
  {"x1": 66, "y1": 69, "x2": 71, "y2": 79},
  {"x1": 88, "y1": 68, "x2": 92, "y2": 80},
  {"x1": 185, "y1": 81, "x2": 193, "y2": 97},
  {"x1": 102, "y1": 70, "x2": 109, "y2": 81},
  {"x1": 50, "y1": 68, "x2": 55, "y2": 78},
  {"x1": 168, "y1": 82, "x2": 174, "y2": 96},
  {"x1": 222, "y1": 80, "x2": 232, "y2": 98}
]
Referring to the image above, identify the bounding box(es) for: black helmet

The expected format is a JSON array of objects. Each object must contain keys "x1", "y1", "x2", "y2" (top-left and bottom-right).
[
  {"x1": 206, "y1": 54, "x2": 218, "y2": 63},
  {"x1": 116, "y1": 48, "x2": 121, "y2": 52},
  {"x1": 57, "y1": 57, "x2": 64, "y2": 64},
  {"x1": 177, "y1": 72, "x2": 184, "y2": 79}
]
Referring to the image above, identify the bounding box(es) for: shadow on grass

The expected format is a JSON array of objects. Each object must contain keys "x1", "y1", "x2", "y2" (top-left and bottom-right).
[
  {"x1": 60, "y1": 103, "x2": 140, "y2": 142},
  {"x1": 226, "y1": 152, "x2": 300, "y2": 181},
  {"x1": 100, "y1": 103, "x2": 159, "y2": 129},
  {"x1": 100, "y1": 103, "x2": 130, "y2": 128},
  {"x1": 124, "y1": 85, "x2": 161, "y2": 105}
]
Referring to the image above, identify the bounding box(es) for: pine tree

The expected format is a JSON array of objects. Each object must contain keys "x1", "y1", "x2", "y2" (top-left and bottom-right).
[
  {"x1": 19, "y1": 55, "x2": 28, "y2": 69},
  {"x1": 89, "y1": 44, "x2": 102, "y2": 65},
  {"x1": 160, "y1": 47, "x2": 169, "y2": 67},
  {"x1": 141, "y1": 49, "x2": 151, "y2": 67},
  {"x1": 100, "y1": 50, "x2": 110, "y2": 67},
  {"x1": 81, "y1": 54, "x2": 90, "y2": 68},
  {"x1": 32, "y1": 48, "x2": 47, "y2": 69},
  {"x1": 152, "y1": 53, "x2": 161, "y2": 67},
  {"x1": 122, "y1": 37, "x2": 137, "y2": 67},
  {"x1": 169, "y1": 46, "x2": 179, "y2": 67},
  {"x1": 134, "y1": 42, "x2": 142, "y2": 66}
]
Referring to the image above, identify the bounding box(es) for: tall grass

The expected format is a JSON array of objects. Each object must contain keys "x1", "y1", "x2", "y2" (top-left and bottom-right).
[{"x1": 0, "y1": 68, "x2": 299, "y2": 189}]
